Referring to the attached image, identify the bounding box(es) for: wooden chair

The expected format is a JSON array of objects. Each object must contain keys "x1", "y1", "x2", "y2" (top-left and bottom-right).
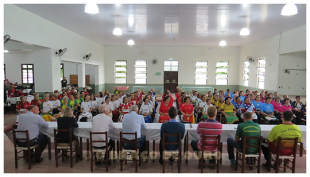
[
  {"x1": 90, "y1": 131, "x2": 111, "y2": 172},
  {"x1": 268, "y1": 137, "x2": 298, "y2": 173},
  {"x1": 199, "y1": 135, "x2": 221, "y2": 173},
  {"x1": 12, "y1": 130, "x2": 38, "y2": 169},
  {"x1": 235, "y1": 136, "x2": 263, "y2": 173},
  {"x1": 120, "y1": 132, "x2": 142, "y2": 172},
  {"x1": 162, "y1": 133, "x2": 182, "y2": 173},
  {"x1": 54, "y1": 129, "x2": 78, "y2": 168},
  {"x1": 298, "y1": 142, "x2": 304, "y2": 157}
]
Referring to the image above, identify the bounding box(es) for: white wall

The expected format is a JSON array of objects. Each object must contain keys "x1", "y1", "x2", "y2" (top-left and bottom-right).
[
  {"x1": 4, "y1": 53, "x2": 34, "y2": 84},
  {"x1": 239, "y1": 25, "x2": 306, "y2": 93},
  {"x1": 85, "y1": 64, "x2": 96, "y2": 84},
  {"x1": 4, "y1": 4, "x2": 105, "y2": 91},
  {"x1": 278, "y1": 51, "x2": 306, "y2": 96},
  {"x1": 62, "y1": 61, "x2": 78, "y2": 84},
  {"x1": 104, "y1": 46, "x2": 240, "y2": 85}
]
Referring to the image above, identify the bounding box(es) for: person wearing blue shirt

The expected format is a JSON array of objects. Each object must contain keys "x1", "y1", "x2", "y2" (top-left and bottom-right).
[
  {"x1": 253, "y1": 95, "x2": 263, "y2": 111},
  {"x1": 224, "y1": 89, "x2": 233, "y2": 98},
  {"x1": 260, "y1": 97, "x2": 279, "y2": 124},
  {"x1": 159, "y1": 107, "x2": 185, "y2": 165},
  {"x1": 239, "y1": 91, "x2": 245, "y2": 102},
  {"x1": 231, "y1": 94, "x2": 237, "y2": 105}
]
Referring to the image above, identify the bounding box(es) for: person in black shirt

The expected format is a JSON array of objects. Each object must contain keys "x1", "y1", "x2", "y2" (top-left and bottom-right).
[
  {"x1": 56, "y1": 107, "x2": 81, "y2": 159},
  {"x1": 61, "y1": 77, "x2": 67, "y2": 88}
]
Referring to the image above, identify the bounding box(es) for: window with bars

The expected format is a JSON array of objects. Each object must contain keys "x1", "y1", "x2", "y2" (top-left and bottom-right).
[
  {"x1": 21, "y1": 64, "x2": 34, "y2": 84},
  {"x1": 4, "y1": 64, "x2": 6, "y2": 81},
  {"x1": 195, "y1": 61, "x2": 208, "y2": 85},
  {"x1": 243, "y1": 60, "x2": 250, "y2": 86},
  {"x1": 257, "y1": 58, "x2": 266, "y2": 89},
  {"x1": 134, "y1": 60, "x2": 147, "y2": 84},
  {"x1": 114, "y1": 60, "x2": 127, "y2": 83},
  {"x1": 164, "y1": 61, "x2": 178, "y2": 71},
  {"x1": 60, "y1": 63, "x2": 64, "y2": 81},
  {"x1": 215, "y1": 61, "x2": 228, "y2": 85}
]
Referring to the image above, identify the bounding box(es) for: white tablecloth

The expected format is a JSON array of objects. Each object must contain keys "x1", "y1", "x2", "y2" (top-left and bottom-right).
[
  {"x1": 7, "y1": 97, "x2": 20, "y2": 104},
  {"x1": 40, "y1": 122, "x2": 306, "y2": 149}
]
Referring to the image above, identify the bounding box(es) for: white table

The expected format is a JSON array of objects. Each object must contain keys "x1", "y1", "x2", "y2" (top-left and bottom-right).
[{"x1": 7, "y1": 97, "x2": 20, "y2": 104}]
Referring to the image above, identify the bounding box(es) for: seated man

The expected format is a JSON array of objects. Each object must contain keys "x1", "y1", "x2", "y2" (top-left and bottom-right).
[
  {"x1": 122, "y1": 105, "x2": 147, "y2": 160},
  {"x1": 261, "y1": 111, "x2": 302, "y2": 168},
  {"x1": 16, "y1": 105, "x2": 49, "y2": 163},
  {"x1": 159, "y1": 107, "x2": 185, "y2": 165},
  {"x1": 227, "y1": 112, "x2": 261, "y2": 167},
  {"x1": 191, "y1": 106, "x2": 222, "y2": 169},
  {"x1": 92, "y1": 105, "x2": 115, "y2": 164}
]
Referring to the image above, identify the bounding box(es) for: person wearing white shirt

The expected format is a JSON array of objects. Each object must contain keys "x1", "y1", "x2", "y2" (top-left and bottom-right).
[
  {"x1": 191, "y1": 91, "x2": 198, "y2": 104},
  {"x1": 95, "y1": 92, "x2": 104, "y2": 105},
  {"x1": 139, "y1": 97, "x2": 153, "y2": 123},
  {"x1": 202, "y1": 98, "x2": 213, "y2": 120},
  {"x1": 111, "y1": 94, "x2": 120, "y2": 122},
  {"x1": 91, "y1": 105, "x2": 115, "y2": 164},
  {"x1": 196, "y1": 95, "x2": 207, "y2": 122},
  {"x1": 40, "y1": 95, "x2": 53, "y2": 115},
  {"x1": 117, "y1": 93, "x2": 123, "y2": 105},
  {"x1": 50, "y1": 95, "x2": 61, "y2": 114},
  {"x1": 103, "y1": 96, "x2": 113, "y2": 118},
  {"x1": 78, "y1": 95, "x2": 93, "y2": 122},
  {"x1": 122, "y1": 105, "x2": 147, "y2": 160},
  {"x1": 90, "y1": 94, "x2": 99, "y2": 115}
]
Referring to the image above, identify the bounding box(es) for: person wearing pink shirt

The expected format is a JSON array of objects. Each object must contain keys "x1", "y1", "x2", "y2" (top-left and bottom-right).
[
  {"x1": 272, "y1": 96, "x2": 282, "y2": 119},
  {"x1": 281, "y1": 98, "x2": 296, "y2": 124},
  {"x1": 268, "y1": 93, "x2": 274, "y2": 103}
]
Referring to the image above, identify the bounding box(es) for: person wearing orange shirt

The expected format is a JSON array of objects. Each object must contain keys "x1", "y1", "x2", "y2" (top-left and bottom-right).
[
  {"x1": 159, "y1": 97, "x2": 172, "y2": 123},
  {"x1": 181, "y1": 97, "x2": 195, "y2": 123},
  {"x1": 118, "y1": 97, "x2": 132, "y2": 122},
  {"x1": 16, "y1": 96, "x2": 31, "y2": 125}
]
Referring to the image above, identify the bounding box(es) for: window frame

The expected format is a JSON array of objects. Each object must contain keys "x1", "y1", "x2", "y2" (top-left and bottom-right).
[
  {"x1": 257, "y1": 57, "x2": 266, "y2": 89},
  {"x1": 164, "y1": 60, "x2": 178, "y2": 71},
  {"x1": 195, "y1": 61, "x2": 208, "y2": 85},
  {"x1": 134, "y1": 60, "x2": 147, "y2": 84},
  {"x1": 215, "y1": 61, "x2": 229, "y2": 85},
  {"x1": 114, "y1": 60, "x2": 127, "y2": 84},
  {"x1": 243, "y1": 60, "x2": 250, "y2": 86},
  {"x1": 21, "y1": 64, "x2": 34, "y2": 84}
]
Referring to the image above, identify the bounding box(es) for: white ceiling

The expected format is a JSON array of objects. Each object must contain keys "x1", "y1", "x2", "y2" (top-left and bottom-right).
[
  {"x1": 15, "y1": 4, "x2": 306, "y2": 46},
  {"x1": 4, "y1": 40, "x2": 49, "y2": 53}
]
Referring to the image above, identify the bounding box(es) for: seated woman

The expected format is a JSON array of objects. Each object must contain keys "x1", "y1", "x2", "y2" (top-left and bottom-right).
[
  {"x1": 207, "y1": 91, "x2": 213, "y2": 100},
  {"x1": 239, "y1": 91, "x2": 245, "y2": 102},
  {"x1": 90, "y1": 93, "x2": 99, "y2": 116},
  {"x1": 250, "y1": 94, "x2": 256, "y2": 104},
  {"x1": 253, "y1": 95, "x2": 263, "y2": 118},
  {"x1": 272, "y1": 96, "x2": 283, "y2": 119},
  {"x1": 281, "y1": 98, "x2": 296, "y2": 124},
  {"x1": 114, "y1": 87, "x2": 119, "y2": 94},
  {"x1": 130, "y1": 93, "x2": 137, "y2": 105},
  {"x1": 103, "y1": 96, "x2": 113, "y2": 118},
  {"x1": 231, "y1": 94, "x2": 238, "y2": 105},
  {"x1": 15, "y1": 95, "x2": 31, "y2": 125},
  {"x1": 83, "y1": 88, "x2": 89, "y2": 95},
  {"x1": 118, "y1": 97, "x2": 132, "y2": 122},
  {"x1": 69, "y1": 94, "x2": 80, "y2": 117},
  {"x1": 260, "y1": 97, "x2": 279, "y2": 124},
  {"x1": 95, "y1": 92, "x2": 104, "y2": 105},
  {"x1": 202, "y1": 98, "x2": 213, "y2": 120},
  {"x1": 60, "y1": 92, "x2": 68, "y2": 103},
  {"x1": 139, "y1": 97, "x2": 153, "y2": 123},
  {"x1": 197, "y1": 95, "x2": 207, "y2": 122},
  {"x1": 111, "y1": 95, "x2": 120, "y2": 122},
  {"x1": 40, "y1": 95, "x2": 53, "y2": 116},
  {"x1": 238, "y1": 97, "x2": 257, "y2": 123},
  {"x1": 220, "y1": 97, "x2": 238, "y2": 124},
  {"x1": 260, "y1": 92, "x2": 265, "y2": 103},
  {"x1": 181, "y1": 96, "x2": 195, "y2": 123},
  {"x1": 60, "y1": 96, "x2": 70, "y2": 111},
  {"x1": 212, "y1": 94, "x2": 219, "y2": 105},
  {"x1": 50, "y1": 95, "x2": 61, "y2": 114},
  {"x1": 267, "y1": 93, "x2": 274, "y2": 103},
  {"x1": 159, "y1": 96, "x2": 172, "y2": 123},
  {"x1": 30, "y1": 93, "x2": 42, "y2": 107},
  {"x1": 57, "y1": 107, "x2": 81, "y2": 159},
  {"x1": 79, "y1": 91, "x2": 85, "y2": 104},
  {"x1": 233, "y1": 96, "x2": 242, "y2": 119},
  {"x1": 216, "y1": 95, "x2": 225, "y2": 113},
  {"x1": 103, "y1": 90, "x2": 110, "y2": 100},
  {"x1": 78, "y1": 94, "x2": 93, "y2": 122},
  {"x1": 291, "y1": 96, "x2": 304, "y2": 124}
]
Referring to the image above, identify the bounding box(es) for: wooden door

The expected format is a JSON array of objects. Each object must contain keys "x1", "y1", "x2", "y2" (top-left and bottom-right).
[
  {"x1": 85, "y1": 75, "x2": 90, "y2": 86},
  {"x1": 70, "y1": 75, "x2": 78, "y2": 86},
  {"x1": 164, "y1": 71, "x2": 178, "y2": 93}
]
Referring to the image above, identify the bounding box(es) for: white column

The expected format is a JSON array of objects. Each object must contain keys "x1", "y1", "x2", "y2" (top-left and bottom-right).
[
  {"x1": 95, "y1": 65, "x2": 99, "y2": 86},
  {"x1": 78, "y1": 63, "x2": 85, "y2": 88}
]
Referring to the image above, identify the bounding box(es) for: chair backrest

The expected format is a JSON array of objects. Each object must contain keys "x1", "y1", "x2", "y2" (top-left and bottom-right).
[
  {"x1": 120, "y1": 132, "x2": 138, "y2": 150},
  {"x1": 90, "y1": 131, "x2": 108, "y2": 149},
  {"x1": 53, "y1": 129, "x2": 72, "y2": 145},
  {"x1": 241, "y1": 136, "x2": 263, "y2": 154},
  {"x1": 12, "y1": 129, "x2": 30, "y2": 147},
  {"x1": 162, "y1": 133, "x2": 181, "y2": 151},
  {"x1": 276, "y1": 137, "x2": 298, "y2": 156},
  {"x1": 201, "y1": 134, "x2": 221, "y2": 152}
]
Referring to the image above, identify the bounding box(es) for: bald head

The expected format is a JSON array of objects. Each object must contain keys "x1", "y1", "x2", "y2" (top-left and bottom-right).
[{"x1": 98, "y1": 105, "x2": 108, "y2": 115}]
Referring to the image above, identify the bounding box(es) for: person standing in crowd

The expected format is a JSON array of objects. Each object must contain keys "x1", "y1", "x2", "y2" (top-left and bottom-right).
[
  {"x1": 159, "y1": 96, "x2": 173, "y2": 123},
  {"x1": 61, "y1": 77, "x2": 67, "y2": 88},
  {"x1": 16, "y1": 105, "x2": 49, "y2": 163}
]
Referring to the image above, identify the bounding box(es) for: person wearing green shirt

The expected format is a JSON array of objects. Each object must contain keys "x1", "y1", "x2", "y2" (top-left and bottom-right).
[
  {"x1": 80, "y1": 91, "x2": 85, "y2": 103},
  {"x1": 261, "y1": 110, "x2": 302, "y2": 168},
  {"x1": 227, "y1": 112, "x2": 261, "y2": 167},
  {"x1": 60, "y1": 96, "x2": 71, "y2": 110},
  {"x1": 114, "y1": 87, "x2": 119, "y2": 94},
  {"x1": 69, "y1": 94, "x2": 79, "y2": 109}
]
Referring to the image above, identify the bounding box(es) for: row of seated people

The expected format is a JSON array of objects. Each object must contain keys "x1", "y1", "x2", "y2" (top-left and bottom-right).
[
  {"x1": 12, "y1": 104, "x2": 302, "y2": 170},
  {"x1": 15, "y1": 87, "x2": 159, "y2": 124},
  {"x1": 174, "y1": 88, "x2": 306, "y2": 125}
]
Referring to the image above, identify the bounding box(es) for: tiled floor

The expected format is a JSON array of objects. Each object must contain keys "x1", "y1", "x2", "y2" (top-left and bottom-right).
[{"x1": 4, "y1": 94, "x2": 307, "y2": 173}]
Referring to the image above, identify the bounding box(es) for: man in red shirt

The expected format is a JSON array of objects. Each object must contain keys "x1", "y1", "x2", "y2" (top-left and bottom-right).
[
  {"x1": 119, "y1": 97, "x2": 132, "y2": 122},
  {"x1": 191, "y1": 106, "x2": 222, "y2": 168}
]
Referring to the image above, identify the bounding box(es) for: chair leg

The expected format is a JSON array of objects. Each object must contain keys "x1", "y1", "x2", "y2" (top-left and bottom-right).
[
  {"x1": 241, "y1": 156, "x2": 245, "y2": 173},
  {"x1": 86, "y1": 139, "x2": 90, "y2": 161},
  {"x1": 220, "y1": 143, "x2": 223, "y2": 164},
  {"x1": 292, "y1": 157, "x2": 296, "y2": 173},
  {"x1": 275, "y1": 156, "x2": 279, "y2": 173},
  {"x1": 200, "y1": 157, "x2": 203, "y2": 173},
  {"x1": 62, "y1": 150, "x2": 65, "y2": 161},
  {"x1": 106, "y1": 152, "x2": 108, "y2": 172},
  {"x1": 178, "y1": 156, "x2": 181, "y2": 173},
  {"x1": 55, "y1": 148, "x2": 59, "y2": 167},
  {"x1": 120, "y1": 158, "x2": 123, "y2": 171},
  {"x1": 235, "y1": 152, "x2": 238, "y2": 171},
  {"x1": 267, "y1": 153, "x2": 271, "y2": 172},
  {"x1": 48, "y1": 138, "x2": 51, "y2": 160},
  {"x1": 283, "y1": 159, "x2": 287, "y2": 172},
  {"x1": 91, "y1": 153, "x2": 93, "y2": 172},
  {"x1": 135, "y1": 156, "x2": 138, "y2": 173},
  {"x1": 70, "y1": 148, "x2": 73, "y2": 168},
  {"x1": 28, "y1": 149, "x2": 31, "y2": 169},
  {"x1": 14, "y1": 149, "x2": 18, "y2": 169},
  {"x1": 300, "y1": 143, "x2": 303, "y2": 157},
  {"x1": 153, "y1": 140, "x2": 155, "y2": 163},
  {"x1": 217, "y1": 158, "x2": 219, "y2": 173},
  {"x1": 257, "y1": 157, "x2": 261, "y2": 173}
]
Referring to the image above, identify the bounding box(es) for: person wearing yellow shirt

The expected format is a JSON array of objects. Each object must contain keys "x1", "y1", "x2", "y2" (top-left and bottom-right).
[
  {"x1": 220, "y1": 97, "x2": 239, "y2": 124},
  {"x1": 216, "y1": 95, "x2": 225, "y2": 110},
  {"x1": 212, "y1": 94, "x2": 219, "y2": 105}
]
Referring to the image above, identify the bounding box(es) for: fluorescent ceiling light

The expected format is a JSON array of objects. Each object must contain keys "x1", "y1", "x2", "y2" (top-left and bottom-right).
[
  {"x1": 219, "y1": 40, "x2": 227, "y2": 46},
  {"x1": 240, "y1": 28, "x2": 250, "y2": 36},
  {"x1": 4, "y1": 50, "x2": 8, "y2": 53},
  {"x1": 281, "y1": 3, "x2": 298, "y2": 16},
  {"x1": 127, "y1": 39, "x2": 135, "y2": 45},
  {"x1": 113, "y1": 28, "x2": 122, "y2": 35},
  {"x1": 84, "y1": 3, "x2": 99, "y2": 14}
]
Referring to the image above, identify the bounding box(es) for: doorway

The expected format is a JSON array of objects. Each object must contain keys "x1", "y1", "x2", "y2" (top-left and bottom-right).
[{"x1": 164, "y1": 71, "x2": 178, "y2": 93}]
